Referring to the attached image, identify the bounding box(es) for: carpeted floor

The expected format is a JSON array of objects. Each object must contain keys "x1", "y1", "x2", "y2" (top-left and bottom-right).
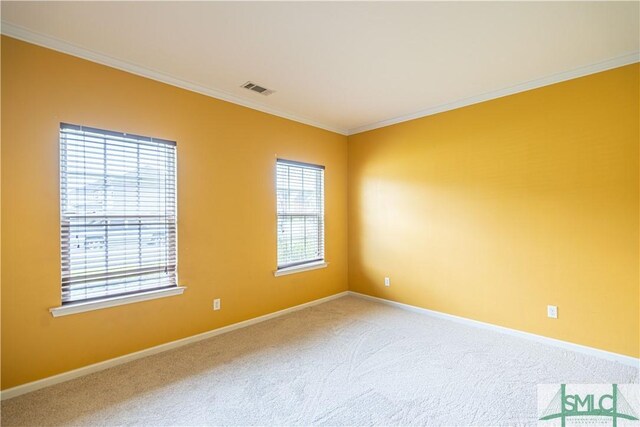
[{"x1": 1, "y1": 295, "x2": 638, "y2": 426}]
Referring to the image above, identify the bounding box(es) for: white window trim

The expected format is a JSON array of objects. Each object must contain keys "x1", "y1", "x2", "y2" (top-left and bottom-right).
[
  {"x1": 50, "y1": 286, "x2": 186, "y2": 317},
  {"x1": 273, "y1": 261, "x2": 328, "y2": 277}
]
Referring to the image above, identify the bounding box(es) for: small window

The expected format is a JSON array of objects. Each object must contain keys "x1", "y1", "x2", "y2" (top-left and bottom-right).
[
  {"x1": 59, "y1": 123, "x2": 177, "y2": 304},
  {"x1": 276, "y1": 159, "x2": 325, "y2": 269}
]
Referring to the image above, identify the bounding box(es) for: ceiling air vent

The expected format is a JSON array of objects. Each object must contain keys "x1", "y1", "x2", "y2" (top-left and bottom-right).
[{"x1": 241, "y1": 81, "x2": 275, "y2": 96}]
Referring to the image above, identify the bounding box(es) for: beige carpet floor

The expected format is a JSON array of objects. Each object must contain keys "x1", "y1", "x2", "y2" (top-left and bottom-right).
[{"x1": 1, "y1": 295, "x2": 638, "y2": 426}]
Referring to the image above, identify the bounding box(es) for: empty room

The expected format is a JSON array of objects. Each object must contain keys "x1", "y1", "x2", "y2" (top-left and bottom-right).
[{"x1": 1, "y1": 1, "x2": 638, "y2": 425}]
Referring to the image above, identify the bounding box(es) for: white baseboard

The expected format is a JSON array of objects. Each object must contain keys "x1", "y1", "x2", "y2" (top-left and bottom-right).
[
  {"x1": 4, "y1": 289, "x2": 636, "y2": 401},
  {"x1": 1, "y1": 291, "x2": 349, "y2": 401},
  {"x1": 348, "y1": 291, "x2": 639, "y2": 369}
]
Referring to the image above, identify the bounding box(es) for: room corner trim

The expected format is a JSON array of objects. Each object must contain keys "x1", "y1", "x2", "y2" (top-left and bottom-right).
[
  {"x1": 346, "y1": 52, "x2": 640, "y2": 135},
  {"x1": 0, "y1": 21, "x2": 348, "y2": 136},
  {"x1": 0, "y1": 291, "x2": 349, "y2": 401},
  {"x1": 348, "y1": 291, "x2": 639, "y2": 368}
]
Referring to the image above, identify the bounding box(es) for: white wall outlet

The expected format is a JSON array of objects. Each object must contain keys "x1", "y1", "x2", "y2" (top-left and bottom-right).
[
  {"x1": 384, "y1": 277, "x2": 390, "y2": 287},
  {"x1": 213, "y1": 298, "x2": 221, "y2": 311},
  {"x1": 547, "y1": 305, "x2": 558, "y2": 319}
]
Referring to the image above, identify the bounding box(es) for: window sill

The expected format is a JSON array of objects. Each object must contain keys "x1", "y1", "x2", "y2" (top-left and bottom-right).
[
  {"x1": 274, "y1": 261, "x2": 328, "y2": 277},
  {"x1": 49, "y1": 286, "x2": 187, "y2": 317}
]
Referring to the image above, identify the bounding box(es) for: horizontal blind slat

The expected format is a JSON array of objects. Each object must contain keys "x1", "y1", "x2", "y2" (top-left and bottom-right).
[
  {"x1": 276, "y1": 160, "x2": 325, "y2": 269},
  {"x1": 60, "y1": 124, "x2": 178, "y2": 304}
]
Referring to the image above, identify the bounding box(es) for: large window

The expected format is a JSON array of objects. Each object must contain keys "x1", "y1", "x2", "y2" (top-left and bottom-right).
[
  {"x1": 276, "y1": 159, "x2": 325, "y2": 269},
  {"x1": 60, "y1": 123, "x2": 177, "y2": 304}
]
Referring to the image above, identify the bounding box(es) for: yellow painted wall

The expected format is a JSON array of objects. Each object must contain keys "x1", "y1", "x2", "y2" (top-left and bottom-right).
[
  {"x1": 2, "y1": 35, "x2": 638, "y2": 390},
  {"x1": 348, "y1": 64, "x2": 639, "y2": 358},
  {"x1": 1, "y1": 36, "x2": 348, "y2": 389}
]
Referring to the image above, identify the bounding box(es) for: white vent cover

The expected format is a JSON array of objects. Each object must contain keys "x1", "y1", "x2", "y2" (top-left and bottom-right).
[{"x1": 241, "y1": 81, "x2": 275, "y2": 96}]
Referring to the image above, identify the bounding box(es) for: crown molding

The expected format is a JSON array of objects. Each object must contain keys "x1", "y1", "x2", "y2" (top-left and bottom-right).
[
  {"x1": 0, "y1": 21, "x2": 349, "y2": 136},
  {"x1": 2, "y1": 21, "x2": 637, "y2": 138},
  {"x1": 347, "y1": 51, "x2": 640, "y2": 135}
]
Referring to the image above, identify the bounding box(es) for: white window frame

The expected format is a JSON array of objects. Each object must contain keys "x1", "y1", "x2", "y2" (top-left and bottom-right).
[
  {"x1": 274, "y1": 159, "x2": 327, "y2": 276},
  {"x1": 51, "y1": 123, "x2": 183, "y2": 317}
]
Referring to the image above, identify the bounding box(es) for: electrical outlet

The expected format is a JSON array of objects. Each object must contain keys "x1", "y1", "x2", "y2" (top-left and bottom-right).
[
  {"x1": 384, "y1": 277, "x2": 390, "y2": 287},
  {"x1": 547, "y1": 305, "x2": 558, "y2": 319},
  {"x1": 213, "y1": 298, "x2": 221, "y2": 311}
]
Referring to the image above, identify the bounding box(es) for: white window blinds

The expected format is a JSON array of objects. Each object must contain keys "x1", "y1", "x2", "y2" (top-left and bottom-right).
[
  {"x1": 276, "y1": 159, "x2": 325, "y2": 269},
  {"x1": 60, "y1": 123, "x2": 177, "y2": 304}
]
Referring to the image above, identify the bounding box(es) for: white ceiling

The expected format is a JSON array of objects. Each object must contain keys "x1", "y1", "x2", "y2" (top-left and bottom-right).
[{"x1": 2, "y1": 1, "x2": 639, "y2": 135}]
